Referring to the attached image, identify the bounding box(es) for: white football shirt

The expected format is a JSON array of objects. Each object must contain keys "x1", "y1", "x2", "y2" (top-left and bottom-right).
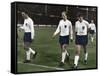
[
  {"x1": 20, "y1": 17, "x2": 34, "y2": 39},
  {"x1": 89, "y1": 23, "x2": 96, "y2": 32},
  {"x1": 75, "y1": 20, "x2": 89, "y2": 35},
  {"x1": 54, "y1": 19, "x2": 73, "y2": 37}
]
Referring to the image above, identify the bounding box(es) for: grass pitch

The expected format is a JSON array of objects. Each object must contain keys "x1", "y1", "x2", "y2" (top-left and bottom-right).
[{"x1": 17, "y1": 27, "x2": 97, "y2": 73}]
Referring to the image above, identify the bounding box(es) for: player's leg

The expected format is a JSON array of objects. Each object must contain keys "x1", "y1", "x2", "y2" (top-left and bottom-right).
[
  {"x1": 23, "y1": 32, "x2": 33, "y2": 63},
  {"x1": 62, "y1": 44, "x2": 69, "y2": 56},
  {"x1": 90, "y1": 30, "x2": 94, "y2": 43},
  {"x1": 28, "y1": 35, "x2": 37, "y2": 59},
  {"x1": 91, "y1": 33, "x2": 94, "y2": 42},
  {"x1": 59, "y1": 36, "x2": 69, "y2": 66},
  {"x1": 83, "y1": 45, "x2": 88, "y2": 64},
  {"x1": 29, "y1": 46, "x2": 37, "y2": 59},
  {"x1": 83, "y1": 35, "x2": 88, "y2": 64},
  {"x1": 73, "y1": 45, "x2": 81, "y2": 69},
  {"x1": 73, "y1": 35, "x2": 81, "y2": 69},
  {"x1": 62, "y1": 44, "x2": 70, "y2": 62},
  {"x1": 23, "y1": 42, "x2": 31, "y2": 63},
  {"x1": 61, "y1": 44, "x2": 69, "y2": 63},
  {"x1": 27, "y1": 32, "x2": 37, "y2": 59},
  {"x1": 59, "y1": 44, "x2": 67, "y2": 66}
]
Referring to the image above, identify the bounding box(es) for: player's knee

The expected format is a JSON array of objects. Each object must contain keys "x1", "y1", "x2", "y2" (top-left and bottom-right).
[
  {"x1": 24, "y1": 43, "x2": 30, "y2": 50},
  {"x1": 76, "y1": 45, "x2": 81, "y2": 55},
  {"x1": 83, "y1": 45, "x2": 87, "y2": 53},
  {"x1": 62, "y1": 45, "x2": 67, "y2": 51},
  {"x1": 76, "y1": 50, "x2": 80, "y2": 55}
]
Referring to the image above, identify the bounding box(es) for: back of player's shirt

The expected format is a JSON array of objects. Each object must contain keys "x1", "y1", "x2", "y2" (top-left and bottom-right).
[{"x1": 75, "y1": 20, "x2": 89, "y2": 36}]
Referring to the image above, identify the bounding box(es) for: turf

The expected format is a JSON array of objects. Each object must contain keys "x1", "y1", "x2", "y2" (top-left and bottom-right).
[{"x1": 17, "y1": 27, "x2": 97, "y2": 73}]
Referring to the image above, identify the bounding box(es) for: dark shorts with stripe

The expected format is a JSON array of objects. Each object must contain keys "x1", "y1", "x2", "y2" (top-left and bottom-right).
[
  {"x1": 24, "y1": 32, "x2": 32, "y2": 43},
  {"x1": 59, "y1": 35, "x2": 69, "y2": 45},
  {"x1": 75, "y1": 35, "x2": 88, "y2": 45},
  {"x1": 90, "y1": 30, "x2": 95, "y2": 34}
]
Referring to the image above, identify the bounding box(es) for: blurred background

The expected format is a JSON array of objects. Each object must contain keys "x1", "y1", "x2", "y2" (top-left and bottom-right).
[{"x1": 17, "y1": 3, "x2": 97, "y2": 26}]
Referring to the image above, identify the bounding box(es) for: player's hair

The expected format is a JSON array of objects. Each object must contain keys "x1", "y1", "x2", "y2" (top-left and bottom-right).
[
  {"x1": 21, "y1": 12, "x2": 28, "y2": 15},
  {"x1": 17, "y1": 11, "x2": 21, "y2": 14},
  {"x1": 62, "y1": 11, "x2": 67, "y2": 15},
  {"x1": 77, "y1": 13, "x2": 83, "y2": 17},
  {"x1": 17, "y1": 10, "x2": 28, "y2": 16}
]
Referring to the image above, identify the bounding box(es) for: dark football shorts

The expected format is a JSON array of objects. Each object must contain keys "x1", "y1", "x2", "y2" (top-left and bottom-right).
[
  {"x1": 75, "y1": 35, "x2": 88, "y2": 45},
  {"x1": 23, "y1": 32, "x2": 32, "y2": 43},
  {"x1": 90, "y1": 30, "x2": 95, "y2": 34},
  {"x1": 59, "y1": 35, "x2": 69, "y2": 45}
]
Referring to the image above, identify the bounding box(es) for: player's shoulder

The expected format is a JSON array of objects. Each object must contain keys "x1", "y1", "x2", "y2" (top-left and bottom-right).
[
  {"x1": 66, "y1": 19, "x2": 72, "y2": 23},
  {"x1": 28, "y1": 17, "x2": 34, "y2": 22},
  {"x1": 89, "y1": 23, "x2": 92, "y2": 25},
  {"x1": 90, "y1": 23, "x2": 95, "y2": 26},
  {"x1": 75, "y1": 20, "x2": 79, "y2": 24},
  {"x1": 59, "y1": 19, "x2": 64, "y2": 25},
  {"x1": 59, "y1": 19, "x2": 63, "y2": 23},
  {"x1": 28, "y1": 17, "x2": 32, "y2": 21},
  {"x1": 59, "y1": 19, "x2": 71, "y2": 24},
  {"x1": 83, "y1": 20, "x2": 89, "y2": 24}
]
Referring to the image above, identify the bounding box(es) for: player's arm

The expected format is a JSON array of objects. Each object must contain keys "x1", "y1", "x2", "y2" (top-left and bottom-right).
[
  {"x1": 94, "y1": 24, "x2": 96, "y2": 33},
  {"x1": 17, "y1": 24, "x2": 24, "y2": 39},
  {"x1": 69, "y1": 22, "x2": 73, "y2": 41},
  {"x1": 17, "y1": 24, "x2": 23, "y2": 28},
  {"x1": 75, "y1": 22, "x2": 78, "y2": 35},
  {"x1": 85, "y1": 21, "x2": 90, "y2": 33},
  {"x1": 30, "y1": 20, "x2": 35, "y2": 40},
  {"x1": 52, "y1": 23, "x2": 60, "y2": 38},
  {"x1": 17, "y1": 24, "x2": 24, "y2": 33},
  {"x1": 17, "y1": 23, "x2": 25, "y2": 30}
]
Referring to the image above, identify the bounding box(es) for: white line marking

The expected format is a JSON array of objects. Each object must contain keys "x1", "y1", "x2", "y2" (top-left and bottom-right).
[{"x1": 18, "y1": 61, "x2": 64, "y2": 70}]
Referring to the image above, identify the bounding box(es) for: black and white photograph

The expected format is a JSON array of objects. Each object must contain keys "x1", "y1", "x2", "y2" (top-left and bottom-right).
[{"x1": 11, "y1": 1, "x2": 97, "y2": 74}]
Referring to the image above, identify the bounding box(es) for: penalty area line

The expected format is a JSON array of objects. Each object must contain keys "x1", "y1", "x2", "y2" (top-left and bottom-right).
[{"x1": 18, "y1": 61, "x2": 64, "y2": 70}]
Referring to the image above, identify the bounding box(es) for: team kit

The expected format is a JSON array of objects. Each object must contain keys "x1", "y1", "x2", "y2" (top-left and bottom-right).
[{"x1": 18, "y1": 11, "x2": 96, "y2": 69}]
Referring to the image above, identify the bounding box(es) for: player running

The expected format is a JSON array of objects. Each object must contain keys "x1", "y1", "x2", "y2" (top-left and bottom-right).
[
  {"x1": 89, "y1": 20, "x2": 96, "y2": 43},
  {"x1": 73, "y1": 14, "x2": 90, "y2": 69},
  {"x1": 18, "y1": 12, "x2": 37, "y2": 63},
  {"x1": 52, "y1": 11, "x2": 73, "y2": 66}
]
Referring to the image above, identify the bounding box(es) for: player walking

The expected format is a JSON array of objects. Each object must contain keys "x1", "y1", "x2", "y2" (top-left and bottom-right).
[
  {"x1": 52, "y1": 11, "x2": 73, "y2": 66},
  {"x1": 89, "y1": 20, "x2": 96, "y2": 43},
  {"x1": 19, "y1": 12, "x2": 37, "y2": 63},
  {"x1": 73, "y1": 14, "x2": 90, "y2": 69}
]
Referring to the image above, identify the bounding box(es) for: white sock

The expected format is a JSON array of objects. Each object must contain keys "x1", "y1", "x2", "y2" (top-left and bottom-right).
[
  {"x1": 85, "y1": 53, "x2": 88, "y2": 61},
  {"x1": 74, "y1": 55, "x2": 79, "y2": 66},
  {"x1": 65, "y1": 49, "x2": 69, "y2": 56},
  {"x1": 61, "y1": 51, "x2": 67, "y2": 63},
  {"x1": 91, "y1": 37, "x2": 94, "y2": 42},
  {"x1": 26, "y1": 50, "x2": 31, "y2": 60},
  {"x1": 29, "y1": 48, "x2": 35, "y2": 54}
]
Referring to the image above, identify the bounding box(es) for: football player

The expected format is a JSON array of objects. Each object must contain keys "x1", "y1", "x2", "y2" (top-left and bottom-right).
[
  {"x1": 73, "y1": 14, "x2": 90, "y2": 69},
  {"x1": 52, "y1": 11, "x2": 73, "y2": 66},
  {"x1": 19, "y1": 12, "x2": 37, "y2": 63},
  {"x1": 89, "y1": 20, "x2": 96, "y2": 43}
]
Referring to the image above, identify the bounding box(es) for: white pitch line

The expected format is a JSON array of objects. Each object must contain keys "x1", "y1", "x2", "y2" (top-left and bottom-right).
[{"x1": 18, "y1": 62, "x2": 64, "y2": 70}]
